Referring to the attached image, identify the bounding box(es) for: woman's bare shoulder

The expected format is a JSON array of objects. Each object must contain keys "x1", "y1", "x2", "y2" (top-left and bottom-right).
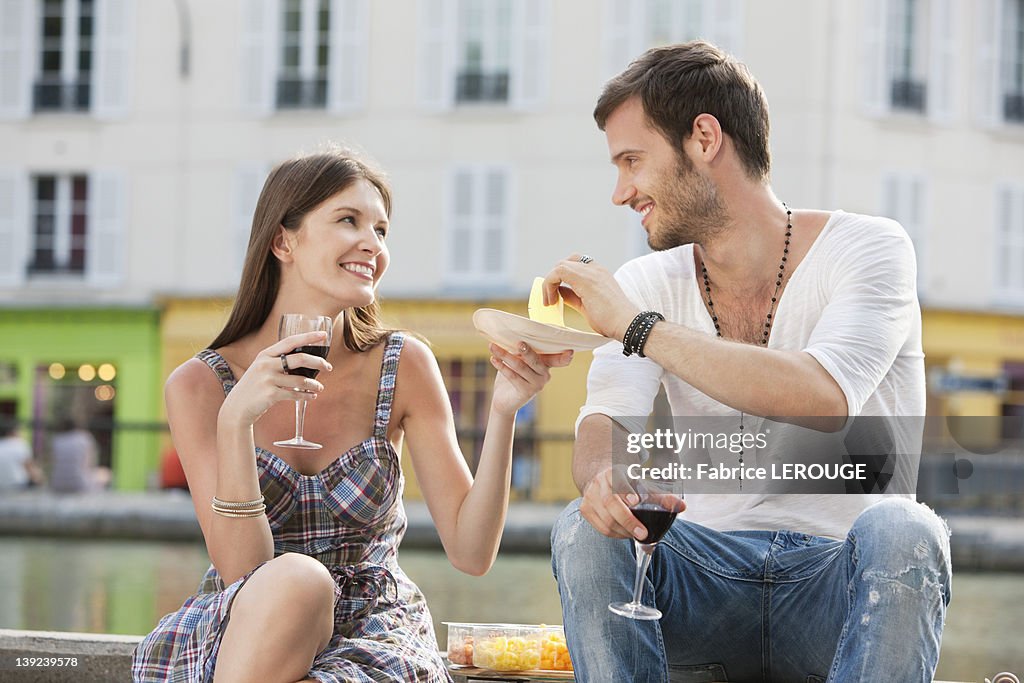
[
  {"x1": 164, "y1": 356, "x2": 225, "y2": 403},
  {"x1": 396, "y1": 335, "x2": 441, "y2": 379}
]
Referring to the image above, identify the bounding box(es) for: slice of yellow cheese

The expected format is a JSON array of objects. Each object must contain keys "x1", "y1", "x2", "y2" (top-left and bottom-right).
[{"x1": 528, "y1": 276, "x2": 564, "y2": 327}]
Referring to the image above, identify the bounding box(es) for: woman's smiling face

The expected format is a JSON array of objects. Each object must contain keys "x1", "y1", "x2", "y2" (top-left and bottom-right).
[{"x1": 284, "y1": 178, "x2": 391, "y2": 310}]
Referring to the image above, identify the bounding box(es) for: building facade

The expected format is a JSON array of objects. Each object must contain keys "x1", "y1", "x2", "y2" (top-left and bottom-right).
[{"x1": 0, "y1": 0, "x2": 1022, "y2": 493}]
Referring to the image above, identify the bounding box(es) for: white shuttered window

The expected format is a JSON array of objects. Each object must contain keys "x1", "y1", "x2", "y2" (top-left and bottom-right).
[
  {"x1": 240, "y1": 0, "x2": 367, "y2": 115},
  {"x1": 995, "y1": 184, "x2": 1024, "y2": 302},
  {"x1": 445, "y1": 166, "x2": 512, "y2": 286},
  {"x1": 417, "y1": 0, "x2": 549, "y2": 111},
  {"x1": 2, "y1": 0, "x2": 134, "y2": 119},
  {"x1": 6, "y1": 171, "x2": 124, "y2": 287},
  {"x1": 862, "y1": 0, "x2": 954, "y2": 121}
]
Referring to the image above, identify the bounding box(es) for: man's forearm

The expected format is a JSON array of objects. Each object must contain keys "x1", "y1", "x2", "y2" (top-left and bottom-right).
[{"x1": 573, "y1": 414, "x2": 616, "y2": 494}]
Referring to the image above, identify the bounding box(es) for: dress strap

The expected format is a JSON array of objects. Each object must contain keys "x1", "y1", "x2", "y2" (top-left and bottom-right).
[
  {"x1": 196, "y1": 349, "x2": 236, "y2": 397},
  {"x1": 372, "y1": 333, "x2": 405, "y2": 438}
]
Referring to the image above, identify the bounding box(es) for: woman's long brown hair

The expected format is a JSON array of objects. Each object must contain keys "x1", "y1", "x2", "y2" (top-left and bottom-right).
[{"x1": 210, "y1": 148, "x2": 393, "y2": 353}]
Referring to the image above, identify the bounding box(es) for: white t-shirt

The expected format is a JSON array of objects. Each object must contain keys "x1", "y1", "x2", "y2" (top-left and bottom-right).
[{"x1": 578, "y1": 211, "x2": 925, "y2": 539}]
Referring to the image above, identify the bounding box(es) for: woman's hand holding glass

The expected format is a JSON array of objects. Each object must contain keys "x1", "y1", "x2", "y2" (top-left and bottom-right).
[
  {"x1": 219, "y1": 330, "x2": 332, "y2": 429},
  {"x1": 487, "y1": 343, "x2": 573, "y2": 417}
]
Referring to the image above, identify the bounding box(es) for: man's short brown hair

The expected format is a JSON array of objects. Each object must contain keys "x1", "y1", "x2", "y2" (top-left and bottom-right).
[{"x1": 594, "y1": 41, "x2": 771, "y2": 182}]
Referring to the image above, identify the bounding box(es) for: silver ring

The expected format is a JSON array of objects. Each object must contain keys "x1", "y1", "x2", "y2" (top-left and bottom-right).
[
  {"x1": 579, "y1": 255, "x2": 594, "y2": 264},
  {"x1": 280, "y1": 354, "x2": 290, "y2": 373}
]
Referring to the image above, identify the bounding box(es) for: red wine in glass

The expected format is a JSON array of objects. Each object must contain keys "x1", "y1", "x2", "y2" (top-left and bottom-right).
[
  {"x1": 629, "y1": 505, "x2": 678, "y2": 543},
  {"x1": 609, "y1": 485, "x2": 683, "y2": 621},
  {"x1": 284, "y1": 345, "x2": 330, "y2": 379},
  {"x1": 273, "y1": 314, "x2": 333, "y2": 449}
]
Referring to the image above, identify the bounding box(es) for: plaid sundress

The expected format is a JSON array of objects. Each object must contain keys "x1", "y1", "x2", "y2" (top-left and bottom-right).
[{"x1": 132, "y1": 333, "x2": 452, "y2": 682}]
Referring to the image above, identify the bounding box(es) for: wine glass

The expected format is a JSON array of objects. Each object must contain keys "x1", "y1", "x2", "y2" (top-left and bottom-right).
[
  {"x1": 608, "y1": 479, "x2": 684, "y2": 620},
  {"x1": 273, "y1": 314, "x2": 333, "y2": 450}
]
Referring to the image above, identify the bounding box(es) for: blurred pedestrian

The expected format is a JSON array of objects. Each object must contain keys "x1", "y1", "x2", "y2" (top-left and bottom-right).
[
  {"x1": 0, "y1": 422, "x2": 42, "y2": 491},
  {"x1": 49, "y1": 416, "x2": 110, "y2": 493}
]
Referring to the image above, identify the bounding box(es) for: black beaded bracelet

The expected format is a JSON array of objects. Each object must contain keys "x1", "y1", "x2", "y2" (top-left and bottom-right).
[
  {"x1": 621, "y1": 312, "x2": 651, "y2": 356},
  {"x1": 621, "y1": 315, "x2": 648, "y2": 351},
  {"x1": 622, "y1": 311, "x2": 665, "y2": 357}
]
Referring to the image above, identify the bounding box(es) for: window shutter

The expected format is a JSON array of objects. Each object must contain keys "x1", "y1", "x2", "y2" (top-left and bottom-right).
[
  {"x1": 511, "y1": 0, "x2": 549, "y2": 111},
  {"x1": 483, "y1": 168, "x2": 507, "y2": 273},
  {"x1": 883, "y1": 172, "x2": 927, "y2": 293},
  {"x1": 975, "y1": 0, "x2": 1002, "y2": 127},
  {"x1": 449, "y1": 168, "x2": 475, "y2": 276},
  {"x1": 417, "y1": 0, "x2": 455, "y2": 111},
  {"x1": 0, "y1": 169, "x2": 28, "y2": 287},
  {"x1": 927, "y1": 0, "x2": 955, "y2": 123},
  {"x1": 240, "y1": 0, "x2": 278, "y2": 116},
  {"x1": 882, "y1": 173, "x2": 900, "y2": 223},
  {"x1": 233, "y1": 164, "x2": 268, "y2": 277},
  {"x1": 1013, "y1": 187, "x2": 1024, "y2": 294},
  {"x1": 907, "y1": 175, "x2": 926, "y2": 293},
  {"x1": 92, "y1": 0, "x2": 135, "y2": 119},
  {"x1": 709, "y1": 0, "x2": 743, "y2": 56},
  {"x1": 87, "y1": 170, "x2": 125, "y2": 287},
  {"x1": 603, "y1": 0, "x2": 642, "y2": 81},
  {"x1": 328, "y1": 0, "x2": 369, "y2": 113},
  {"x1": 995, "y1": 185, "x2": 1010, "y2": 292},
  {"x1": 994, "y1": 184, "x2": 1024, "y2": 296},
  {"x1": 0, "y1": 0, "x2": 35, "y2": 120},
  {"x1": 862, "y1": 0, "x2": 888, "y2": 117}
]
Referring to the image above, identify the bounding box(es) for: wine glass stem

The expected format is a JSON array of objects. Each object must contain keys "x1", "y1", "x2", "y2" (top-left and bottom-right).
[
  {"x1": 630, "y1": 541, "x2": 655, "y2": 606},
  {"x1": 294, "y1": 399, "x2": 308, "y2": 440}
]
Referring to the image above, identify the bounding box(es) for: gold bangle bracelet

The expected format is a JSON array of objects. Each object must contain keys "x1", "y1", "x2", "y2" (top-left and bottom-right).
[
  {"x1": 211, "y1": 495, "x2": 265, "y2": 510},
  {"x1": 211, "y1": 505, "x2": 266, "y2": 518}
]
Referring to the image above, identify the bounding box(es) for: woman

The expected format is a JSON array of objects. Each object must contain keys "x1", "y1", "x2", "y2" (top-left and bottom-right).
[{"x1": 132, "y1": 148, "x2": 571, "y2": 682}]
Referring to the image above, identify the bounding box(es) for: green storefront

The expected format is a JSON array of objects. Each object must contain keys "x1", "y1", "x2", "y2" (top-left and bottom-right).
[{"x1": 0, "y1": 306, "x2": 162, "y2": 490}]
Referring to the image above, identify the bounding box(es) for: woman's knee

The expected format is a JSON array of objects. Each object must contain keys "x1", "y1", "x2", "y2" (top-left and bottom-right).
[{"x1": 242, "y1": 553, "x2": 336, "y2": 616}]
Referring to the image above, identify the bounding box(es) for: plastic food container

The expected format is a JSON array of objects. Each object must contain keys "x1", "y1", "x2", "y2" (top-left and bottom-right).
[
  {"x1": 538, "y1": 625, "x2": 573, "y2": 672},
  {"x1": 444, "y1": 623, "x2": 573, "y2": 672},
  {"x1": 471, "y1": 624, "x2": 543, "y2": 671},
  {"x1": 444, "y1": 622, "x2": 477, "y2": 666}
]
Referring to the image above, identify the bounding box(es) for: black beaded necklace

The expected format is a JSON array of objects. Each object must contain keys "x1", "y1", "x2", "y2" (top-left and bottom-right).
[{"x1": 698, "y1": 203, "x2": 792, "y2": 489}]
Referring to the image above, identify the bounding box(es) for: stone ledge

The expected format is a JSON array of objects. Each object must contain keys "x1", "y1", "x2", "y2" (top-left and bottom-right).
[
  {"x1": 0, "y1": 630, "x2": 981, "y2": 683},
  {"x1": 0, "y1": 629, "x2": 141, "y2": 682}
]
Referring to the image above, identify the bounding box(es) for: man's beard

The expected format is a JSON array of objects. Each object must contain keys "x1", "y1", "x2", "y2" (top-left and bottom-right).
[{"x1": 646, "y1": 157, "x2": 728, "y2": 251}]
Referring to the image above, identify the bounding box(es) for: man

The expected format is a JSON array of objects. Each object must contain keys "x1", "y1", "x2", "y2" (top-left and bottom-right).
[{"x1": 544, "y1": 41, "x2": 950, "y2": 682}]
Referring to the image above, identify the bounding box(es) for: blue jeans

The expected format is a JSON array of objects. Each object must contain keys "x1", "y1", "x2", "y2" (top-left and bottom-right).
[{"x1": 550, "y1": 497, "x2": 951, "y2": 683}]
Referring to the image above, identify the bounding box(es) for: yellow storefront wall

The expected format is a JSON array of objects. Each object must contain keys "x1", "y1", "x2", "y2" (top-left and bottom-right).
[
  {"x1": 157, "y1": 298, "x2": 234, "y2": 453},
  {"x1": 158, "y1": 297, "x2": 589, "y2": 502},
  {"x1": 382, "y1": 299, "x2": 589, "y2": 503},
  {"x1": 157, "y1": 302, "x2": 1024, "y2": 500},
  {"x1": 922, "y1": 308, "x2": 1024, "y2": 416}
]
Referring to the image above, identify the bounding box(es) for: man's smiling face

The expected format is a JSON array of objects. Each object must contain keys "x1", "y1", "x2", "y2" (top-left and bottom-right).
[{"x1": 605, "y1": 97, "x2": 725, "y2": 250}]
